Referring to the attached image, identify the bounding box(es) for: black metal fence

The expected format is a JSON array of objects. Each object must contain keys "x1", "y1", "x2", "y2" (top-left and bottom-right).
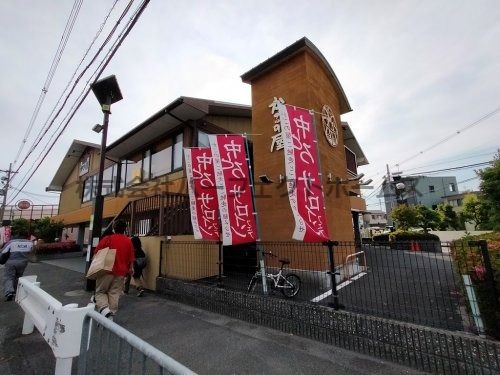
[
  {"x1": 159, "y1": 240, "x2": 498, "y2": 335},
  {"x1": 112, "y1": 193, "x2": 192, "y2": 236}
]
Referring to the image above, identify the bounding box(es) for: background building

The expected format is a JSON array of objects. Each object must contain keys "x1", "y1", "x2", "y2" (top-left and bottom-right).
[{"x1": 382, "y1": 175, "x2": 459, "y2": 224}]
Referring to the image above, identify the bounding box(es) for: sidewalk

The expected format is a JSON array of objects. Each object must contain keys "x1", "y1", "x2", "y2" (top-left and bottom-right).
[{"x1": 0, "y1": 260, "x2": 424, "y2": 374}]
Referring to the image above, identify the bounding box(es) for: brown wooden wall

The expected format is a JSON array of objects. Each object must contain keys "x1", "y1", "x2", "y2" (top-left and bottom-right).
[{"x1": 249, "y1": 51, "x2": 355, "y2": 242}]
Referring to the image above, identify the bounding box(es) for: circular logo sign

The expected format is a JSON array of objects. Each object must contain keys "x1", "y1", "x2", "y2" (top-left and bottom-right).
[
  {"x1": 16, "y1": 200, "x2": 32, "y2": 210},
  {"x1": 321, "y1": 104, "x2": 339, "y2": 147}
]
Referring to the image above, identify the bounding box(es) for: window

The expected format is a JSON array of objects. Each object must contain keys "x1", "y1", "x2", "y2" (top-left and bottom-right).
[
  {"x1": 429, "y1": 185, "x2": 435, "y2": 193},
  {"x1": 449, "y1": 183, "x2": 456, "y2": 192},
  {"x1": 102, "y1": 164, "x2": 116, "y2": 195},
  {"x1": 151, "y1": 145, "x2": 172, "y2": 178},
  {"x1": 173, "y1": 133, "x2": 183, "y2": 170},
  {"x1": 371, "y1": 215, "x2": 376, "y2": 219},
  {"x1": 120, "y1": 158, "x2": 142, "y2": 188},
  {"x1": 82, "y1": 177, "x2": 93, "y2": 202},
  {"x1": 120, "y1": 161, "x2": 127, "y2": 190},
  {"x1": 117, "y1": 132, "x2": 184, "y2": 190},
  {"x1": 83, "y1": 167, "x2": 116, "y2": 202},
  {"x1": 344, "y1": 146, "x2": 357, "y2": 175},
  {"x1": 142, "y1": 150, "x2": 151, "y2": 182},
  {"x1": 198, "y1": 130, "x2": 210, "y2": 147}
]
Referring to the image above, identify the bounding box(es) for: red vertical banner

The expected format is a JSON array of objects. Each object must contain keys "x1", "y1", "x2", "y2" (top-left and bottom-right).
[
  {"x1": 184, "y1": 148, "x2": 220, "y2": 240},
  {"x1": 209, "y1": 134, "x2": 257, "y2": 246},
  {"x1": 278, "y1": 103, "x2": 330, "y2": 242}
]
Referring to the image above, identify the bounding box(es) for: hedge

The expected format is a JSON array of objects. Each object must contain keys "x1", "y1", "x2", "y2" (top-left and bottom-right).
[
  {"x1": 372, "y1": 230, "x2": 440, "y2": 243},
  {"x1": 34, "y1": 241, "x2": 81, "y2": 255}
]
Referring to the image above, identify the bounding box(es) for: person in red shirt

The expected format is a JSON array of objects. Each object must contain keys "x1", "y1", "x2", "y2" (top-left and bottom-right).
[{"x1": 94, "y1": 220, "x2": 134, "y2": 320}]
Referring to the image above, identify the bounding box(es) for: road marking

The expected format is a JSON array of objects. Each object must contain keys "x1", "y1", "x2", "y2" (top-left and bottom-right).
[{"x1": 311, "y1": 272, "x2": 367, "y2": 303}]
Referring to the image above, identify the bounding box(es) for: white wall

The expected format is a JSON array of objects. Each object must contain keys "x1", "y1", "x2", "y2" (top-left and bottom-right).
[{"x1": 429, "y1": 230, "x2": 492, "y2": 242}]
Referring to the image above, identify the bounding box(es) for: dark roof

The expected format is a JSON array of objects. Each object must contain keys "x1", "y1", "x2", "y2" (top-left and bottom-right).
[
  {"x1": 342, "y1": 122, "x2": 368, "y2": 166},
  {"x1": 106, "y1": 96, "x2": 251, "y2": 159},
  {"x1": 241, "y1": 37, "x2": 352, "y2": 114},
  {"x1": 46, "y1": 140, "x2": 100, "y2": 192}
]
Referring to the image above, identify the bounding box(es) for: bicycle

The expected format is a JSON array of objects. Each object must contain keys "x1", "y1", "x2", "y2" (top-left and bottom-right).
[{"x1": 247, "y1": 251, "x2": 301, "y2": 298}]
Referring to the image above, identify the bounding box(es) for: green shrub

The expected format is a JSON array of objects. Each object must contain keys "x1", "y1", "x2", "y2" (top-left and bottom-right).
[
  {"x1": 451, "y1": 233, "x2": 499, "y2": 339},
  {"x1": 388, "y1": 230, "x2": 440, "y2": 242}
]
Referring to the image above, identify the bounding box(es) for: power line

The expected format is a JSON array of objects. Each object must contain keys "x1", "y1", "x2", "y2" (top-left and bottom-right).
[
  {"x1": 404, "y1": 161, "x2": 491, "y2": 176},
  {"x1": 12, "y1": 0, "x2": 127, "y2": 178},
  {"x1": 9, "y1": 188, "x2": 56, "y2": 205},
  {"x1": 13, "y1": 0, "x2": 83, "y2": 165},
  {"x1": 392, "y1": 105, "x2": 500, "y2": 168},
  {"x1": 8, "y1": 0, "x2": 151, "y2": 205},
  {"x1": 403, "y1": 150, "x2": 498, "y2": 173}
]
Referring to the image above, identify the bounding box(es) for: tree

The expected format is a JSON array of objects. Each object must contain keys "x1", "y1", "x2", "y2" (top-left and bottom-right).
[
  {"x1": 33, "y1": 217, "x2": 64, "y2": 243},
  {"x1": 390, "y1": 205, "x2": 419, "y2": 230},
  {"x1": 477, "y1": 150, "x2": 500, "y2": 230},
  {"x1": 436, "y1": 204, "x2": 463, "y2": 230},
  {"x1": 415, "y1": 205, "x2": 441, "y2": 232},
  {"x1": 11, "y1": 218, "x2": 30, "y2": 237},
  {"x1": 461, "y1": 194, "x2": 490, "y2": 230}
]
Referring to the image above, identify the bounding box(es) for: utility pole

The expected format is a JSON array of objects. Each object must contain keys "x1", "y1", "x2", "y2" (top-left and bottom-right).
[{"x1": 0, "y1": 163, "x2": 14, "y2": 222}]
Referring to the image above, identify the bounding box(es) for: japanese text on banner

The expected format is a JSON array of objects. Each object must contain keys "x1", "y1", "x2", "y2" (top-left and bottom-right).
[
  {"x1": 278, "y1": 103, "x2": 329, "y2": 242},
  {"x1": 209, "y1": 134, "x2": 257, "y2": 246},
  {"x1": 184, "y1": 148, "x2": 220, "y2": 240}
]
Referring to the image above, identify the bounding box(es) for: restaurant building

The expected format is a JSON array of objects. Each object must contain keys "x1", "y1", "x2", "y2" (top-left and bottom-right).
[{"x1": 48, "y1": 37, "x2": 369, "y2": 287}]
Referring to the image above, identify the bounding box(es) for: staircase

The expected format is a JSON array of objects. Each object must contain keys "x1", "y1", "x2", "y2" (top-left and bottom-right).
[{"x1": 107, "y1": 193, "x2": 192, "y2": 236}]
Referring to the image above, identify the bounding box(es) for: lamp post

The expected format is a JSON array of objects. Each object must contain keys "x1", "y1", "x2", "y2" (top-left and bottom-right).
[{"x1": 84, "y1": 75, "x2": 122, "y2": 291}]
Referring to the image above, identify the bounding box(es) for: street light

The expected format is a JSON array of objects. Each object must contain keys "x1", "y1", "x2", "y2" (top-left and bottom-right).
[{"x1": 84, "y1": 75, "x2": 122, "y2": 291}]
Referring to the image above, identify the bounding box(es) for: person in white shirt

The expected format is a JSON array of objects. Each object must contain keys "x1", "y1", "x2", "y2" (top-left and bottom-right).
[{"x1": 1, "y1": 229, "x2": 33, "y2": 301}]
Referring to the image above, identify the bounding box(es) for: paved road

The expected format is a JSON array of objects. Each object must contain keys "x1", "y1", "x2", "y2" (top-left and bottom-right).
[
  {"x1": 212, "y1": 245, "x2": 466, "y2": 331},
  {"x1": 335, "y1": 246, "x2": 465, "y2": 330},
  {"x1": 0, "y1": 260, "x2": 425, "y2": 374}
]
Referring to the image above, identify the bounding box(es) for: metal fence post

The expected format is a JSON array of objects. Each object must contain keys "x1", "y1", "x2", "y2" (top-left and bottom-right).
[
  {"x1": 77, "y1": 315, "x2": 91, "y2": 375},
  {"x1": 217, "y1": 240, "x2": 224, "y2": 287},
  {"x1": 159, "y1": 194, "x2": 165, "y2": 236},
  {"x1": 478, "y1": 240, "x2": 499, "y2": 306},
  {"x1": 326, "y1": 240, "x2": 342, "y2": 310}
]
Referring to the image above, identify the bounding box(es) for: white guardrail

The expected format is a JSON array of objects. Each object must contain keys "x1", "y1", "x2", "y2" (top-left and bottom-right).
[
  {"x1": 15, "y1": 275, "x2": 94, "y2": 375},
  {"x1": 16, "y1": 275, "x2": 198, "y2": 375}
]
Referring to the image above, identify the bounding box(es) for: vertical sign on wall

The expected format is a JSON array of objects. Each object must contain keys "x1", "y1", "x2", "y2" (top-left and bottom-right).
[
  {"x1": 278, "y1": 103, "x2": 330, "y2": 242},
  {"x1": 209, "y1": 134, "x2": 257, "y2": 246},
  {"x1": 184, "y1": 148, "x2": 220, "y2": 240}
]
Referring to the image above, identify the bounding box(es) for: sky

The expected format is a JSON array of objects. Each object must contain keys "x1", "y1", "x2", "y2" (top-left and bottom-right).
[{"x1": 0, "y1": 0, "x2": 499, "y2": 212}]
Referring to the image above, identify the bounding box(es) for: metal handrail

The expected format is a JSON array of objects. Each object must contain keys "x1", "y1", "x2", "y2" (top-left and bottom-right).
[
  {"x1": 344, "y1": 250, "x2": 366, "y2": 281},
  {"x1": 78, "y1": 310, "x2": 197, "y2": 375}
]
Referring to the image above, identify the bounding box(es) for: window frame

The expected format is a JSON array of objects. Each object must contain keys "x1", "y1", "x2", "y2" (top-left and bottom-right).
[{"x1": 116, "y1": 131, "x2": 184, "y2": 192}]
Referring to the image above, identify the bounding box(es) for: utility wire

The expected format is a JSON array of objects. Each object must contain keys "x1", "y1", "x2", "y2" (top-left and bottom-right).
[
  {"x1": 10, "y1": 10, "x2": 132, "y2": 199},
  {"x1": 8, "y1": 0, "x2": 151, "y2": 204},
  {"x1": 12, "y1": 0, "x2": 127, "y2": 179},
  {"x1": 392, "y1": 105, "x2": 500, "y2": 168},
  {"x1": 404, "y1": 161, "x2": 491, "y2": 176},
  {"x1": 403, "y1": 150, "x2": 497, "y2": 172},
  {"x1": 21, "y1": 0, "x2": 120, "y2": 169},
  {"x1": 13, "y1": 0, "x2": 83, "y2": 165}
]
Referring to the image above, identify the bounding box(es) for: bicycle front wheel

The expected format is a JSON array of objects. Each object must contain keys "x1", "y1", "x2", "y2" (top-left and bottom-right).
[{"x1": 281, "y1": 274, "x2": 301, "y2": 298}]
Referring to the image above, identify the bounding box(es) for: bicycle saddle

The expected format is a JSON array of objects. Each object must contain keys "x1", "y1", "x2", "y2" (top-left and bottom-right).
[{"x1": 279, "y1": 258, "x2": 290, "y2": 265}]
